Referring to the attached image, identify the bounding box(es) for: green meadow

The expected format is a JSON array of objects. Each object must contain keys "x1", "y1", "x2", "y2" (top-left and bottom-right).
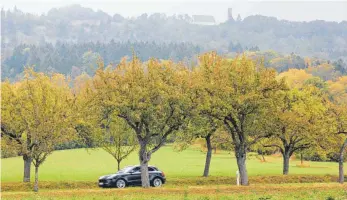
[
  {"x1": 2, "y1": 145, "x2": 347, "y2": 199},
  {"x1": 1, "y1": 145, "x2": 342, "y2": 182}
]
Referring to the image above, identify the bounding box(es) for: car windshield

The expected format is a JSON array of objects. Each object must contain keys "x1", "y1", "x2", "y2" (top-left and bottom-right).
[{"x1": 117, "y1": 166, "x2": 134, "y2": 173}]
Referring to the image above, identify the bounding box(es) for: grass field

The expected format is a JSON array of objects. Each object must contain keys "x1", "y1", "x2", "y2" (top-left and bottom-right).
[
  {"x1": 1, "y1": 145, "x2": 343, "y2": 182},
  {"x1": 2, "y1": 145, "x2": 346, "y2": 199}
]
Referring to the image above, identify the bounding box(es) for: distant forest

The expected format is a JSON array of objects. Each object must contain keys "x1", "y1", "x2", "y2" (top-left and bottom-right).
[
  {"x1": 3, "y1": 41, "x2": 346, "y2": 82},
  {"x1": 2, "y1": 41, "x2": 200, "y2": 80},
  {"x1": 1, "y1": 5, "x2": 347, "y2": 79}
]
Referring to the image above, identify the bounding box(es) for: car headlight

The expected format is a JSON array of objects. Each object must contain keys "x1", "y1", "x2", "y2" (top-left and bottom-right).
[{"x1": 99, "y1": 176, "x2": 106, "y2": 180}]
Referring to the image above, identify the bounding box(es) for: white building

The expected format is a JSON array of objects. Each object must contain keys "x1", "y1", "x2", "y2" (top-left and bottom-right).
[{"x1": 191, "y1": 15, "x2": 216, "y2": 26}]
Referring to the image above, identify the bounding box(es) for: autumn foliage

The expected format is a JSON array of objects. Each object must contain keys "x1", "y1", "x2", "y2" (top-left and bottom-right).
[{"x1": 1, "y1": 52, "x2": 347, "y2": 191}]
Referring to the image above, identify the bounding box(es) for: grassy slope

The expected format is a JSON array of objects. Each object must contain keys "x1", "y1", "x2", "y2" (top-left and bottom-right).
[{"x1": 1, "y1": 145, "x2": 342, "y2": 182}]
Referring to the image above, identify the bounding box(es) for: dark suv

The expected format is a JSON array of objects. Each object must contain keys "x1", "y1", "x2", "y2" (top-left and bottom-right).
[{"x1": 98, "y1": 165, "x2": 166, "y2": 188}]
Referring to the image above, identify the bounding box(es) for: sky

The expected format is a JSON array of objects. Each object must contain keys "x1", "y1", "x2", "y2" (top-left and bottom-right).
[{"x1": 1, "y1": 0, "x2": 347, "y2": 23}]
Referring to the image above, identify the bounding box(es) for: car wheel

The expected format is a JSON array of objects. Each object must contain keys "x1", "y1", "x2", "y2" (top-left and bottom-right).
[
  {"x1": 116, "y1": 179, "x2": 126, "y2": 188},
  {"x1": 152, "y1": 178, "x2": 162, "y2": 187}
]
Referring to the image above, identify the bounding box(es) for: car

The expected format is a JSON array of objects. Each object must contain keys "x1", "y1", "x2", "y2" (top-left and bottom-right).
[{"x1": 98, "y1": 165, "x2": 166, "y2": 188}]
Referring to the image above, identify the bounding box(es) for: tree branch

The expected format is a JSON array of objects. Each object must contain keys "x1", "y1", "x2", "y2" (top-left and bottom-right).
[
  {"x1": 118, "y1": 114, "x2": 137, "y2": 132},
  {"x1": 249, "y1": 132, "x2": 272, "y2": 146},
  {"x1": 1, "y1": 125, "x2": 22, "y2": 144},
  {"x1": 264, "y1": 144, "x2": 284, "y2": 154},
  {"x1": 291, "y1": 143, "x2": 311, "y2": 153}
]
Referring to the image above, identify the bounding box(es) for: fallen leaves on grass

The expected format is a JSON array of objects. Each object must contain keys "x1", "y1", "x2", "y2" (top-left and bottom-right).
[
  {"x1": 2, "y1": 183, "x2": 347, "y2": 200},
  {"x1": 2, "y1": 175, "x2": 344, "y2": 192}
]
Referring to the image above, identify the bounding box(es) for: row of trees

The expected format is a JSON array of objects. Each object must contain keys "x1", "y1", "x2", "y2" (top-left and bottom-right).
[
  {"x1": 1, "y1": 52, "x2": 347, "y2": 191},
  {"x1": 4, "y1": 41, "x2": 346, "y2": 83}
]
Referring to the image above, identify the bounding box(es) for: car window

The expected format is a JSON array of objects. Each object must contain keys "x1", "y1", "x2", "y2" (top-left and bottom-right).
[
  {"x1": 148, "y1": 167, "x2": 154, "y2": 171},
  {"x1": 118, "y1": 166, "x2": 133, "y2": 173},
  {"x1": 132, "y1": 167, "x2": 141, "y2": 173}
]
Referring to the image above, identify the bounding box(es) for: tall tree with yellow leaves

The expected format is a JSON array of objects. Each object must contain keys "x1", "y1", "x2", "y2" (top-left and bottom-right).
[
  {"x1": 326, "y1": 76, "x2": 347, "y2": 183},
  {"x1": 194, "y1": 52, "x2": 285, "y2": 185},
  {"x1": 263, "y1": 86, "x2": 326, "y2": 175},
  {"x1": 1, "y1": 80, "x2": 32, "y2": 182},
  {"x1": 91, "y1": 57, "x2": 194, "y2": 188}
]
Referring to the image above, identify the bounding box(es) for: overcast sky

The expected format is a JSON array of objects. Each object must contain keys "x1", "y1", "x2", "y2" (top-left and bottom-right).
[{"x1": 1, "y1": 0, "x2": 347, "y2": 22}]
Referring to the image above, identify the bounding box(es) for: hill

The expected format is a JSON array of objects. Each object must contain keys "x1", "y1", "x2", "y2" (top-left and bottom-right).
[{"x1": 2, "y1": 5, "x2": 347, "y2": 62}]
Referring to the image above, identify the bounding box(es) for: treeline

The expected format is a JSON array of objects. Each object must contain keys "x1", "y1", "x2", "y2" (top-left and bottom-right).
[
  {"x1": 2, "y1": 5, "x2": 347, "y2": 61},
  {"x1": 3, "y1": 41, "x2": 347, "y2": 81},
  {"x1": 2, "y1": 41, "x2": 200, "y2": 80},
  {"x1": 1, "y1": 52, "x2": 346, "y2": 192},
  {"x1": 244, "y1": 51, "x2": 347, "y2": 78}
]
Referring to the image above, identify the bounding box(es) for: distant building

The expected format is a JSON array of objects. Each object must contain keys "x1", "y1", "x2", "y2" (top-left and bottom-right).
[
  {"x1": 228, "y1": 8, "x2": 234, "y2": 21},
  {"x1": 191, "y1": 15, "x2": 216, "y2": 25}
]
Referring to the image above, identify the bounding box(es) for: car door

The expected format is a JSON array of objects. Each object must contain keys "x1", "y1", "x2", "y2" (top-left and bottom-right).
[
  {"x1": 128, "y1": 167, "x2": 141, "y2": 185},
  {"x1": 148, "y1": 167, "x2": 155, "y2": 180}
]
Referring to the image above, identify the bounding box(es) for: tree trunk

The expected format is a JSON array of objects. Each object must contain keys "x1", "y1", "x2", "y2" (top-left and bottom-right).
[
  {"x1": 235, "y1": 147, "x2": 248, "y2": 185},
  {"x1": 300, "y1": 153, "x2": 303, "y2": 165},
  {"x1": 261, "y1": 153, "x2": 266, "y2": 162},
  {"x1": 34, "y1": 166, "x2": 39, "y2": 192},
  {"x1": 283, "y1": 152, "x2": 290, "y2": 175},
  {"x1": 23, "y1": 155, "x2": 31, "y2": 182},
  {"x1": 203, "y1": 134, "x2": 212, "y2": 177},
  {"x1": 339, "y1": 139, "x2": 347, "y2": 184},
  {"x1": 117, "y1": 160, "x2": 120, "y2": 171},
  {"x1": 139, "y1": 143, "x2": 150, "y2": 188}
]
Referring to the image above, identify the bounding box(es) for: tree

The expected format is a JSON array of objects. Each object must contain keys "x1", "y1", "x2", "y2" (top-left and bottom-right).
[
  {"x1": 174, "y1": 117, "x2": 232, "y2": 177},
  {"x1": 92, "y1": 57, "x2": 193, "y2": 188},
  {"x1": 233, "y1": 43, "x2": 244, "y2": 53},
  {"x1": 74, "y1": 72, "x2": 137, "y2": 170},
  {"x1": 307, "y1": 63, "x2": 341, "y2": 81},
  {"x1": 264, "y1": 86, "x2": 325, "y2": 174},
  {"x1": 96, "y1": 114, "x2": 137, "y2": 171},
  {"x1": 1, "y1": 81, "x2": 32, "y2": 182},
  {"x1": 248, "y1": 46, "x2": 260, "y2": 52},
  {"x1": 82, "y1": 51, "x2": 102, "y2": 76},
  {"x1": 325, "y1": 102, "x2": 347, "y2": 184},
  {"x1": 333, "y1": 59, "x2": 347, "y2": 74},
  {"x1": 228, "y1": 41, "x2": 234, "y2": 53},
  {"x1": 2, "y1": 69, "x2": 76, "y2": 191},
  {"x1": 195, "y1": 52, "x2": 285, "y2": 185},
  {"x1": 237, "y1": 14, "x2": 242, "y2": 22},
  {"x1": 250, "y1": 138, "x2": 275, "y2": 163},
  {"x1": 174, "y1": 114, "x2": 220, "y2": 177},
  {"x1": 195, "y1": 117, "x2": 218, "y2": 177},
  {"x1": 278, "y1": 69, "x2": 313, "y2": 88},
  {"x1": 326, "y1": 76, "x2": 347, "y2": 183}
]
